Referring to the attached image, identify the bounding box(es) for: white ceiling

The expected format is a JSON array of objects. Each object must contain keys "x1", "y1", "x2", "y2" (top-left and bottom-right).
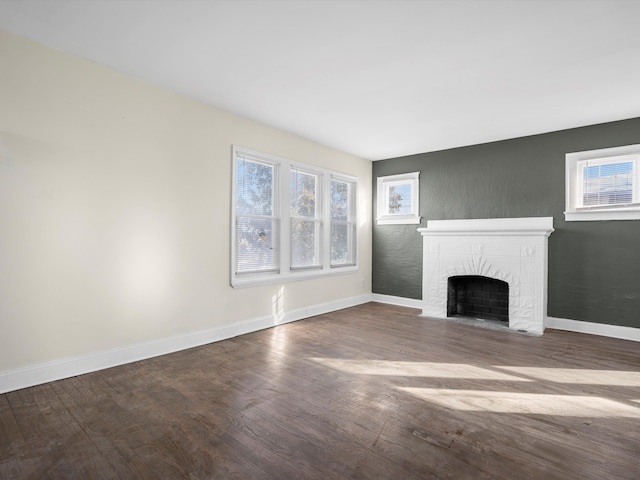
[{"x1": 1, "y1": 0, "x2": 640, "y2": 161}]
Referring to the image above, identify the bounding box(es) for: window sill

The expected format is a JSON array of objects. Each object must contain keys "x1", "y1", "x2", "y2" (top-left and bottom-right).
[
  {"x1": 231, "y1": 265, "x2": 358, "y2": 288},
  {"x1": 564, "y1": 208, "x2": 640, "y2": 222},
  {"x1": 376, "y1": 216, "x2": 421, "y2": 225}
]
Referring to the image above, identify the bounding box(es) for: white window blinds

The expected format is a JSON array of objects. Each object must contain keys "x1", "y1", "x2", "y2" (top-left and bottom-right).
[
  {"x1": 235, "y1": 155, "x2": 280, "y2": 274},
  {"x1": 578, "y1": 155, "x2": 638, "y2": 208}
]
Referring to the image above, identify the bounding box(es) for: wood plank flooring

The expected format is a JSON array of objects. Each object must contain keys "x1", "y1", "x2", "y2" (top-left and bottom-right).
[{"x1": 1, "y1": 302, "x2": 639, "y2": 479}]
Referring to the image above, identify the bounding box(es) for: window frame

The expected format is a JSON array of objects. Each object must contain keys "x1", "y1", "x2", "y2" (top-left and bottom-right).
[
  {"x1": 231, "y1": 146, "x2": 358, "y2": 288},
  {"x1": 376, "y1": 172, "x2": 420, "y2": 225},
  {"x1": 290, "y1": 166, "x2": 323, "y2": 271},
  {"x1": 330, "y1": 175, "x2": 357, "y2": 268},
  {"x1": 565, "y1": 144, "x2": 640, "y2": 222},
  {"x1": 234, "y1": 154, "x2": 281, "y2": 276}
]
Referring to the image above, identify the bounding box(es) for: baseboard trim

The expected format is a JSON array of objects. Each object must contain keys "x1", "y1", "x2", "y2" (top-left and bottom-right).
[
  {"x1": 372, "y1": 294, "x2": 422, "y2": 309},
  {"x1": 373, "y1": 294, "x2": 640, "y2": 343},
  {"x1": 0, "y1": 294, "x2": 373, "y2": 394},
  {"x1": 547, "y1": 316, "x2": 640, "y2": 342}
]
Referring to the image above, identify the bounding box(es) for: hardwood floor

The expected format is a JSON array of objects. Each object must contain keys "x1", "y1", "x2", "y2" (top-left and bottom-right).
[{"x1": 1, "y1": 302, "x2": 640, "y2": 479}]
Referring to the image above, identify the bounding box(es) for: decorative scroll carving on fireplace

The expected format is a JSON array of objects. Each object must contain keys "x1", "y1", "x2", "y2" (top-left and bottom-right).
[{"x1": 418, "y1": 217, "x2": 554, "y2": 335}]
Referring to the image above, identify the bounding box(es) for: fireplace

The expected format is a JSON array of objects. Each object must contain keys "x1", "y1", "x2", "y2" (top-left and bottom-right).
[{"x1": 418, "y1": 217, "x2": 554, "y2": 334}]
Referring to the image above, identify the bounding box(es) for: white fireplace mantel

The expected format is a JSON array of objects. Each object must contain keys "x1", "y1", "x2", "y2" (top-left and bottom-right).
[{"x1": 418, "y1": 217, "x2": 554, "y2": 335}]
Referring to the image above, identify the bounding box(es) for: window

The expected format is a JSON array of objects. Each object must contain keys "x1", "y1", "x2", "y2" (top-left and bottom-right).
[
  {"x1": 232, "y1": 146, "x2": 357, "y2": 287},
  {"x1": 376, "y1": 172, "x2": 420, "y2": 225},
  {"x1": 565, "y1": 144, "x2": 640, "y2": 221},
  {"x1": 235, "y1": 155, "x2": 279, "y2": 274},
  {"x1": 290, "y1": 167, "x2": 321, "y2": 269},
  {"x1": 330, "y1": 177, "x2": 356, "y2": 266}
]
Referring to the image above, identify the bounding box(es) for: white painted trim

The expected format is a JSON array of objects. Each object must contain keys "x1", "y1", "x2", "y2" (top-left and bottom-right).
[
  {"x1": 232, "y1": 265, "x2": 358, "y2": 288},
  {"x1": 376, "y1": 172, "x2": 420, "y2": 225},
  {"x1": 372, "y1": 294, "x2": 423, "y2": 309},
  {"x1": 375, "y1": 296, "x2": 640, "y2": 343},
  {"x1": 0, "y1": 294, "x2": 373, "y2": 394},
  {"x1": 419, "y1": 216, "x2": 554, "y2": 236},
  {"x1": 547, "y1": 316, "x2": 640, "y2": 342},
  {"x1": 376, "y1": 216, "x2": 421, "y2": 225},
  {"x1": 565, "y1": 143, "x2": 640, "y2": 222},
  {"x1": 564, "y1": 209, "x2": 640, "y2": 221}
]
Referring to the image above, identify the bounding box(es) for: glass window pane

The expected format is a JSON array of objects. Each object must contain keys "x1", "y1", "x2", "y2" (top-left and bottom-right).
[
  {"x1": 236, "y1": 216, "x2": 280, "y2": 273},
  {"x1": 236, "y1": 158, "x2": 274, "y2": 215},
  {"x1": 291, "y1": 169, "x2": 320, "y2": 268},
  {"x1": 331, "y1": 223, "x2": 353, "y2": 265},
  {"x1": 331, "y1": 179, "x2": 350, "y2": 221},
  {"x1": 388, "y1": 182, "x2": 412, "y2": 214},
  {"x1": 582, "y1": 161, "x2": 633, "y2": 206},
  {"x1": 290, "y1": 169, "x2": 317, "y2": 218},
  {"x1": 331, "y1": 177, "x2": 355, "y2": 267},
  {"x1": 291, "y1": 219, "x2": 320, "y2": 268}
]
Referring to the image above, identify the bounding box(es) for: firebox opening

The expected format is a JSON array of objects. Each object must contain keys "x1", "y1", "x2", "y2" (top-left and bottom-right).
[{"x1": 447, "y1": 275, "x2": 509, "y2": 322}]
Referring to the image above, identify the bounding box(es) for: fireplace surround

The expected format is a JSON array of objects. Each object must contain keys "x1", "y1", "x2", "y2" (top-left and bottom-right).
[{"x1": 418, "y1": 217, "x2": 554, "y2": 334}]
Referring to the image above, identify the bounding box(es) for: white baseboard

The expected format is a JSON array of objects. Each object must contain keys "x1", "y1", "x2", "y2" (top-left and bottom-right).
[
  {"x1": 547, "y1": 316, "x2": 640, "y2": 342},
  {"x1": 0, "y1": 294, "x2": 373, "y2": 394},
  {"x1": 372, "y1": 293, "x2": 422, "y2": 309},
  {"x1": 374, "y1": 294, "x2": 640, "y2": 343}
]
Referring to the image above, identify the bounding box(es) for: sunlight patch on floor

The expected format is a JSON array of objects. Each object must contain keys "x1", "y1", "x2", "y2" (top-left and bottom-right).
[
  {"x1": 399, "y1": 387, "x2": 640, "y2": 418},
  {"x1": 496, "y1": 366, "x2": 640, "y2": 386},
  {"x1": 309, "y1": 358, "x2": 531, "y2": 381},
  {"x1": 269, "y1": 322, "x2": 289, "y2": 354}
]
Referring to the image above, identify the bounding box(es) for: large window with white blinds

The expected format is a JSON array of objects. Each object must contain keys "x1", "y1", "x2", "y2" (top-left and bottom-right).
[
  {"x1": 232, "y1": 146, "x2": 357, "y2": 287},
  {"x1": 565, "y1": 144, "x2": 640, "y2": 221}
]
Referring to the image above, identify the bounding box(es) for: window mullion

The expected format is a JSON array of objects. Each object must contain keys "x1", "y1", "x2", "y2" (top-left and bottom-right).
[
  {"x1": 280, "y1": 163, "x2": 291, "y2": 275},
  {"x1": 322, "y1": 174, "x2": 332, "y2": 270},
  {"x1": 348, "y1": 181, "x2": 357, "y2": 266}
]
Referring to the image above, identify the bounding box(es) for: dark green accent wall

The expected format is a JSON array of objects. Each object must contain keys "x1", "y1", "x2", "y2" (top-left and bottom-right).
[{"x1": 372, "y1": 117, "x2": 640, "y2": 328}]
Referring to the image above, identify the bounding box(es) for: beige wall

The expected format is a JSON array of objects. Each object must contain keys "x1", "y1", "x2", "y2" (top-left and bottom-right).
[{"x1": 0, "y1": 30, "x2": 372, "y2": 373}]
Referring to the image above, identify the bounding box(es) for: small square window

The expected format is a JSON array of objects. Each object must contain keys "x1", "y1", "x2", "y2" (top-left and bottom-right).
[
  {"x1": 376, "y1": 172, "x2": 420, "y2": 225},
  {"x1": 565, "y1": 144, "x2": 640, "y2": 221}
]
